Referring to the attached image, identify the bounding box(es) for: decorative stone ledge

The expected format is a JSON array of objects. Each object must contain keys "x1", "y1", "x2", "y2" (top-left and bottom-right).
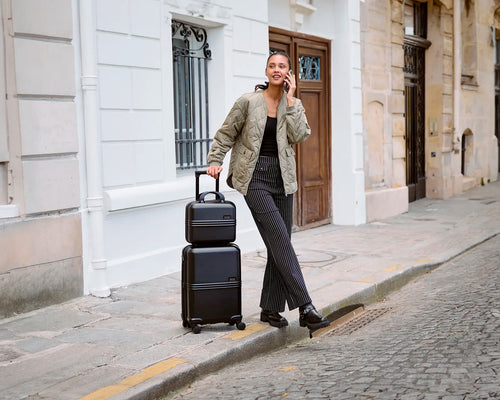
[
  {"x1": 365, "y1": 186, "x2": 409, "y2": 223},
  {"x1": 0, "y1": 204, "x2": 19, "y2": 219},
  {"x1": 434, "y1": 0, "x2": 452, "y2": 10},
  {"x1": 290, "y1": 0, "x2": 316, "y2": 30}
]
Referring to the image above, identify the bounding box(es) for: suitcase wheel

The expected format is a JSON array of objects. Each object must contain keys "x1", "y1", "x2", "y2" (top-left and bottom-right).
[
  {"x1": 192, "y1": 325, "x2": 202, "y2": 334},
  {"x1": 236, "y1": 321, "x2": 246, "y2": 331}
]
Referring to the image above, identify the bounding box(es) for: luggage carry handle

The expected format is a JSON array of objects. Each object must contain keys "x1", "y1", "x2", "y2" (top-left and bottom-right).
[
  {"x1": 195, "y1": 170, "x2": 220, "y2": 200},
  {"x1": 198, "y1": 191, "x2": 225, "y2": 203}
]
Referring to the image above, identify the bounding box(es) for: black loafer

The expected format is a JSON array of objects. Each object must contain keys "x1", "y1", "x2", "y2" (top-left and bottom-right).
[
  {"x1": 260, "y1": 310, "x2": 289, "y2": 328},
  {"x1": 299, "y1": 303, "x2": 330, "y2": 330}
]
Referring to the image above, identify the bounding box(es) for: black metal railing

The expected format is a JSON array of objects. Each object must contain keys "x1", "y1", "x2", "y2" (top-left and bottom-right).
[{"x1": 172, "y1": 21, "x2": 212, "y2": 170}]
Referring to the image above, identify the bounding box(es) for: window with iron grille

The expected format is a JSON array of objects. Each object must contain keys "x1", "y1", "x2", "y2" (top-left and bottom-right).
[{"x1": 171, "y1": 21, "x2": 212, "y2": 170}]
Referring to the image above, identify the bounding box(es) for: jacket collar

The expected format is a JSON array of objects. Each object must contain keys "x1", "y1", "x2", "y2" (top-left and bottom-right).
[
  {"x1": 258, "y1": 90, "x2": 288, "y2": 120},
  {"x1": 255, "y1": 90, "x2": 289, "y2": 146}
]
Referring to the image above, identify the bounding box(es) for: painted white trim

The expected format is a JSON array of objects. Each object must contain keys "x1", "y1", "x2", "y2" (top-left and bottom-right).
[
  {"x1": 0, "y1": 204, "x2": 19, "y2": 218},
  {"x1": 79, "y1": 0, "x2": 110, "y2": 297},
  {"x1": 331, "y1": 0, "x2": 366, "y2": 226},
  {"x1": 0, "y1": 1, "x2": 8, "y2": 163},
  {"x1": 104, "y1": 170, "x2": 233, "y2": 212}
]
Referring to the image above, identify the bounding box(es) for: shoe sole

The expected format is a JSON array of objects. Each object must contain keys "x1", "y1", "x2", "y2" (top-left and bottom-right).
[
  {"x1": 260, "y1": 314, "x2": 288, "y2": 328},
  {"x1": 300, "y1": 319, "x2": 330, "y2": 330}
]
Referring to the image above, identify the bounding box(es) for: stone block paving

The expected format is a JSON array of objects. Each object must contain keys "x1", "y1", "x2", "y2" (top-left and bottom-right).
[
  {"x1": 0, "y1": 181, "x2": 499, "y2": 400},
  {"x1": 167, "y1": 235, "x2": 500, "y2": 400}
]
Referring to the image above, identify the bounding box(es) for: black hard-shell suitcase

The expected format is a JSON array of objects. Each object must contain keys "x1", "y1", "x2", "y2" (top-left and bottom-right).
[
  {"x1": 185, "y1": 171, "x2": 236, "y2": 245},
  {"x1": 181, "y1": 244, "x2": 245, "y2": 333}
]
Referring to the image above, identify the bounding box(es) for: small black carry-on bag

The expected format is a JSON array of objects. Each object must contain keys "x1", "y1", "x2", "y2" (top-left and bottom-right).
[
  {"x1": 181, "y1": 171, "x2": 245, "y2": 334},
  {"x1": 185, "y1": 171, "x2": 236, "y2": 245}
]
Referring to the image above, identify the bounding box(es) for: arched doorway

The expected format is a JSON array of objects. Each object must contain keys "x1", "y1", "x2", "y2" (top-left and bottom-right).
[{"x1": 461, "y1": 129, "x2": 474, "y2": 176}]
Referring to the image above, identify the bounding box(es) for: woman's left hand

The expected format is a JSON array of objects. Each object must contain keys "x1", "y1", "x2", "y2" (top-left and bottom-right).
[{"x1": 285, "y1": 71, "x2": 296, "y2": 106}]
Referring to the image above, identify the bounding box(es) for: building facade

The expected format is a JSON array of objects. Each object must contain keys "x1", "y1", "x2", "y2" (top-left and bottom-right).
[
  {"x1": 362, "y1": 0, "x2": 499, "y2": 221},
  {"x1": 0, "y1": 0, "x2": 497, "y2": 317},
  {"x1": 0, "y1": 0, "x2": 82, "y2": 316}
]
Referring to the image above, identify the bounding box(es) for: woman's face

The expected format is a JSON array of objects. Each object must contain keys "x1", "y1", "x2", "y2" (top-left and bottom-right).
[{"x1": 265, "y1": 54, "x2": 290, "y2": 87}]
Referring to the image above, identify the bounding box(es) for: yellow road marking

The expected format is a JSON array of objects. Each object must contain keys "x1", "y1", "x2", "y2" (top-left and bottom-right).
[
  {"x1": 77, "y1": 357, "x2": 186, "y2": 400},
  {"x1": 384, "y1": 264, "x2": 405, "y2": 272},
  {"x1": 415, "y1": 258, "x2": 434, "y2": 263},
  {"x1": 357, "y1": 278, "x2": 373, "y2": 283},
  {"x1": 281, "y1": 393, "x2": 289, "y2": 398},
  {"x1": 280, "y1": 366, "x2": 296, "y2": 371},
  {"x1": 221, "y1": 323, "x2": 269, "y2": 340}
]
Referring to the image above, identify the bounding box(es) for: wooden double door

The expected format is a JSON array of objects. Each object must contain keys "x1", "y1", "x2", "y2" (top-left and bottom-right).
[{"x1": 269, "y1": 27, "x2": 331, "y2": 229}]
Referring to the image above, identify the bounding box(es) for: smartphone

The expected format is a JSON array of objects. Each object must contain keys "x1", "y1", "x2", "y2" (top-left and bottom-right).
[{"x1": 284, "y1": 70, "x2": 293, "y2": 92}]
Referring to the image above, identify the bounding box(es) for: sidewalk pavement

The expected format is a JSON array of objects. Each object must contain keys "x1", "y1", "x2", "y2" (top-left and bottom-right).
[{"x1": 1, "y1": 181, "x2": 499, "y2": 400}]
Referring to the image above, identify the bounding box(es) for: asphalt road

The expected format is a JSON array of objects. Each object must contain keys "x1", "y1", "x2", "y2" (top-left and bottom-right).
[{"x1": 165, "y1": 235, "x2": 500, "y2": 400}]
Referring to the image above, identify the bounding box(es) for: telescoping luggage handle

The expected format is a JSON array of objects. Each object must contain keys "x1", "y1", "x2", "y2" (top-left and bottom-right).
[{"x1": 195, "y1": 170, "x2": 220, "y2": 200}]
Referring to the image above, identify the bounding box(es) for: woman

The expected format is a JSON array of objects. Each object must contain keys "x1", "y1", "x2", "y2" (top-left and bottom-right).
[{"x1": 206, "y1": 51, "x2": 329, "y2": 332}]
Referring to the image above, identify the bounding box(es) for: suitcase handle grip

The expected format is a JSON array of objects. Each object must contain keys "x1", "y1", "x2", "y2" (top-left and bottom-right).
[
  {"x1": 195, "y1": 170, "x2": 220, "y2": 200},
  {"x1": 198, "y1": 191, "x2": 225, "y2": 203}
]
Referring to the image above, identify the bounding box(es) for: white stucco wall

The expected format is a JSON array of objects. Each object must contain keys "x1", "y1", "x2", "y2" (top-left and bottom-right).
[
  {"x1": 269, "y1": 0, "x2": 366, "y2": 225},
  {"x1": 81, "y1": 0, "x2": 270, "y2": 291},
  {"x1": 80, "y1": 0, "x2": 364, "y2": 293},
  {"x1": 330, "y1": 0, "x2": 366, "y2": 225}
]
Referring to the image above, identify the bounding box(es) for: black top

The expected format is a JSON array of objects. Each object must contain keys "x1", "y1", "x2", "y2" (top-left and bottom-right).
[{"x1": 259, "y1": 116, "x2": 278, "y2": 157}]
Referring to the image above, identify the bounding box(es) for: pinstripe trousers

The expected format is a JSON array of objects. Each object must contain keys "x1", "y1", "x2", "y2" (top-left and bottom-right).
[{"x1": 244, "y1": 156, "x2": 312, "y2": 312}]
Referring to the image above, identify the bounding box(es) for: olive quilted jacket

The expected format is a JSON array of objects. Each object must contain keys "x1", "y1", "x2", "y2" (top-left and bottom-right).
[{"x1": 207, "y1": 90, "x2": 310, "y2": 196}]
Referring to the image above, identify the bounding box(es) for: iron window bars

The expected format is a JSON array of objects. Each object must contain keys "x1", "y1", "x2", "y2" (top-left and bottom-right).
[{"x1": 172, "y1": 20, "x2": 212, "y2": 170}]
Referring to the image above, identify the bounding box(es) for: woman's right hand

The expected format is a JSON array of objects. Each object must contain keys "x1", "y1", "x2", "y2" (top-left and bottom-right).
[{"x1": 206, "y1": 165, "x2": 223, "y2": 178}]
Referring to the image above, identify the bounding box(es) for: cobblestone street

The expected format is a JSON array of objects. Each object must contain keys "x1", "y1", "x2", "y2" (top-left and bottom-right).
[{"x1": 167, "y1": 235, "x2": 500, "y2": 400}]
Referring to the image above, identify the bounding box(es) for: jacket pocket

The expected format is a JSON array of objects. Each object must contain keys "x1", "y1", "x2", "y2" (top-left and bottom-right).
[
  {"x1": 285, "y1": 147, "x2": 295, "y2": 157},
  {"x1": 233, "y1": 148, "x2": 253, "y2": 184}
]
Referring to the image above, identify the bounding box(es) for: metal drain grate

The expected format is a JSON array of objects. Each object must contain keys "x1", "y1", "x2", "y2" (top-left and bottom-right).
[{"x1": 326, "y1": 308, "x2": 392, "y2": 336}]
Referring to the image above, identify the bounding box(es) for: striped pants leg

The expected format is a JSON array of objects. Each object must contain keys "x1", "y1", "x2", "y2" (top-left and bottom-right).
[{"x1": 244, "y1": 156, "x2": 311, "y2": 312}]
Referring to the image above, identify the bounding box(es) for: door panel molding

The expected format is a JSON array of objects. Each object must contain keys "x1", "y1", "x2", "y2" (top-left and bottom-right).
[{"x1": 270, "y1": 27, "x2": 331, "y2": 229}]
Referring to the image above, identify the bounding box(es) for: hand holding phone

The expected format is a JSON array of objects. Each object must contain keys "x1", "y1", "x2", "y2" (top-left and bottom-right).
[{"x1": 284, "y1": 70, "x2": 294, "y2": 93}]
